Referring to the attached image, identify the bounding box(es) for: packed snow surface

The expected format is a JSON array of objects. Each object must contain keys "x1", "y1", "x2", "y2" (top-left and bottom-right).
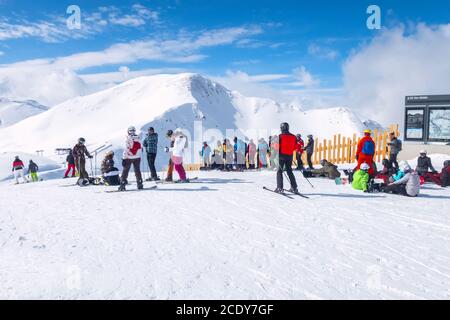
[{"x1": 1, "y1": 169, "x2": 449, "y2": 299}]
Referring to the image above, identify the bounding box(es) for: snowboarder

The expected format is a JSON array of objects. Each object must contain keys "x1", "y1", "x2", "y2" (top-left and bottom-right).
[
  {"x1": 310, "y1": 159, "x2": 341, "y2": 180},
  {"x1": 247, "y1": 139, "x2": 257, "y2": 169},
  {"x1": 165, "y1": 130, "x2": 175, "y2": 181},
  {"x1": 118, "y1": 126, "x2": 144, "y2": 191},
  {"x1": 257, "y1": 138, "x2": 269, "y2": 169},
  {"x1": 355, "y1": 130, "x2": 375, "y2": 177},
  {"x1": 387, "y1": 132, "x2": 402, "y2": 170},
  {"x1": 64, "y1": 149, "x2": 76, "y2": 178},
  {"x1": 73, "y1": 137, "x2": 93, "y2": 185},
  {"x1": 28, "y1": 160, "x2": 39, "y2": 182},
  {"x1": 304, "y1": 134, "x2": 315, "y2": 170},
  {"x1": 295, "y1": 134, "x2": 305, "y2": 170},
  {"x1": 384, "y1": 164, "x2": 420, "y2": 197},
  {"x1": 200, "y1": 141, "x2": 211, "y2": 169},
  {"x1": 352, "y1": 163, "x2": 370, "y2": 192},
  {"x1": 416, "y1": 150, "x2": 439, "y2": 184},
  {"x1": 274, "y1": 122, "x2": 299, "y2": 194},
  {"x1": 12, "y1": 156, "x2": 28, "y2": 184},
  {"x1": 143, "y1": 127, "x2": 159, "y2": 181},
  {"x1": 165, "y1": 129, "x2": 188, "y2": 182},
  {"x1": 101, "y1": 150, "x2": 120, "y2": 186},
  {"x1": 375, "y1": 158, "x2": 396, "y2": 184}
]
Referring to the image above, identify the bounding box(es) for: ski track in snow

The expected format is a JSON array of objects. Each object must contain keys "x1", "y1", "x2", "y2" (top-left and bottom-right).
[{"x1": 0, "y1": 170, "x2": 449, "y2": 299}]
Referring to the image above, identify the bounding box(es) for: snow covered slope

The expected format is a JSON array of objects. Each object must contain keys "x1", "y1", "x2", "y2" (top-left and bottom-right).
[
  {"x1": 0, "y1": 73, "x2": 376, "y2": 170},
  {"x1": 0, "y1": 170, "x2": 449, "y2": 299},
  {"x1": 0, "y1": 98, "x2": 48, "y2": 128}
]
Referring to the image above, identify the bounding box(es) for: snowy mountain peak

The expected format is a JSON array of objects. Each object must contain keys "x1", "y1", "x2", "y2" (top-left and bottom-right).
[{"x1": 0, "y1": 97, "x2": 48, "y2": 128}]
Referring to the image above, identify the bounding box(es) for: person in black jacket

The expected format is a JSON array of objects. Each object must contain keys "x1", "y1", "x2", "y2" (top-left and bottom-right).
[
  {"x1": 304, "y1": 134, "x2": 315, "y2": 170},
  {"x1": 416, "y1": 150, "x2": 441, "y2": 185},
  {"x1": 28, "y1": 160, "x2": 39, "y2": 182},
  {"x1": 64, "y1": 150, "x2": 76, "y2": 178}
]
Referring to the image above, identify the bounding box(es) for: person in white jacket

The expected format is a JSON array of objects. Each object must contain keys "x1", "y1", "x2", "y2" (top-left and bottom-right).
[
  {"x1": 119, "y1": 126, "x2": 143, "y2": 191},
  {"x1": 166, "y1": 130, "x2": 188, "y2": 182}
]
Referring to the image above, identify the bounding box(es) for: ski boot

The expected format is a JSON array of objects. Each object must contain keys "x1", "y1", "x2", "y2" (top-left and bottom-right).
[
  {"x1": 137, "y1": 180, "x2": 144, "y2": 190},
  {"x1": 165, "y1": 175, "x2": 173, "y2": 182},
  {"x1": 288, "y1": 187, "x2": 300, "y2": 194},
  {"x1": 274, "y1": 187, "x2": 284, "y2": 194},
  {"x1": 118, "y1": 182, "x2": 126, "y2": 192}
]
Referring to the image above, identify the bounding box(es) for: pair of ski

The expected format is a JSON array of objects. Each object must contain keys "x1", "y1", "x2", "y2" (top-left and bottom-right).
[{"x1": 262, "y1": 186, "x2": 309, "y2": 199}]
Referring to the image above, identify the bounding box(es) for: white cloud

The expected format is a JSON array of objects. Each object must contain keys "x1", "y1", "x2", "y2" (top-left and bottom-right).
[
  {"x1": 0, "y1": 25, "x2": 265, "y2": 105},
  {"x1": 0, "y1": 5, "x2": 160, "y2": 43},
  {"x1": 0, "y1": 50, "x2": 4, "y2": 56},
  {"x1": 343, "y1": 23, "x2": 450, "y2": 127},
  {"x1": 308, "y1": 44, "x2": 339, "y2": 60},
  {"x1": 291, "y1": 66, "x2": 320, "y2": 88}
]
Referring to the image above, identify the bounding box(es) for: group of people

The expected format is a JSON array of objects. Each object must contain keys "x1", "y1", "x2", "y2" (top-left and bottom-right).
[
  {"x1": 198, "y1": 133, "x2": 316, "y2": 173},
  {"x1": 11, "y1": 156, "x2": 39, "y2": 184}
]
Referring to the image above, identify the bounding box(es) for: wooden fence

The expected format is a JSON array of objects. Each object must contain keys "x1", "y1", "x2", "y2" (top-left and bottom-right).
[
  {"x1": 165, "y1": 124, "x2": 400, "y2": 171},
  {"x1": 296, "y1": 124, "x2": 400, "y2": 165}
]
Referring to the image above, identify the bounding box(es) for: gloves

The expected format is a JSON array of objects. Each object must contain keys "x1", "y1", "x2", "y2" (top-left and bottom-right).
[{"x1": 88, "y1": 155, "x2": 93, "y2": 159}]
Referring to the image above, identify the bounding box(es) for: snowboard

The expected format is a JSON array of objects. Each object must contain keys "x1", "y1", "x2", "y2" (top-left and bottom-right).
[
  {"x1": 156, "y1": 177, "x2": 198, "y2": 184},
  {"x1": 105, "y1": 185, "x2": 157, "y2": 193}
]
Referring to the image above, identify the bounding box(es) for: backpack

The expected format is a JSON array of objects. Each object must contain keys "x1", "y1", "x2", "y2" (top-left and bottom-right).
[
  {"x1": 362, "y1": 140, "x2": 375, "y2": 155},
  {"x1": 129, "y1": 140, "x2": 142, "y2": 156}
]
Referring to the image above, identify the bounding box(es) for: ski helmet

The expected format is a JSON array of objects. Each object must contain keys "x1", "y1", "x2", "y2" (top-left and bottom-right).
[
  {"x1": 280, "y1": 122, "x2": 289, "y2": 132},
  {"x1": 419, "y1": 150, "x2": 427, "y2": 155},
  {"x1": 403, "y1": 164, "x2": 412, "y2": 172},
  {"x1": 106, "y1": 150, "x2": 114, "y2": 157},
  {"x1": 360, "y1": 163, "x2": 370, "y2": 171},
  {"x1": 78, "y1": 137, "x2": 86, "y2": 144},
  {"x1": 128, "y1": 126, "x2": 136, "y2": 133}
]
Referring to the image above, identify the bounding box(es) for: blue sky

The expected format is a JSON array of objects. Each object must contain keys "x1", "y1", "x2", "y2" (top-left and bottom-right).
[{"x1": 1, "y1": 0, "x2": 450, "y2": 123}]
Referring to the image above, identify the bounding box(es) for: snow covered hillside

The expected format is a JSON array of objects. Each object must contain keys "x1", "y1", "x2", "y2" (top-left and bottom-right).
[
  {"x1": 0, "y1": 73, "x2": 379, "y2": 171},
  {"x1": 0, "y1": 170, "x2": 449, "y2": 299},
  {"x1": 0, "y1": 98, "x2": 48, "y2": 128}
]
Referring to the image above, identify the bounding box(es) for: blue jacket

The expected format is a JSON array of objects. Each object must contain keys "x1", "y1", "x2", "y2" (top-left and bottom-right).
[{"x1": 393, "y1": 170, "x2": 405, "y2": 182}]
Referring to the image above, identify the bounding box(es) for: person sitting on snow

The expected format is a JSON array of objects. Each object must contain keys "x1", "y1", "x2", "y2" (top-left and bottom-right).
[
  {"x1": 101, "y1": 150, "x2": 120, "y2": 186},
  {"x1": 309, "y1": 159, "x2": 341, "y2": 180},
  {"x1": 416, "y1": 150, "x2": 440, "y2": 185},
  {"x1": 384, "y1": 164, "x2": 420, "y2": 197},
  {"x1": 12, "y1": 156, "x2": 28, "y2": 184},
  {"x1": 375, "y1": 158, "x2": 396, "y2": 184},
  {"x1": 352, "y1": 163, "x2": 370, "y2": 192},
  {"x1": 440, "y1": 160, "x2": 450, "y2": 187}
]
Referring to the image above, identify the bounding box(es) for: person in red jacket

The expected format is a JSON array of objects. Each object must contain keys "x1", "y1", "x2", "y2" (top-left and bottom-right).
[
  {"x1": 355, "y1": 129, "x2": 376, "y2": 176},
  {"x1": 12, "y1": 156, "x2": 28, "y2": 184},
  {"x1": 275, "y1": 122, "x2": 300, "y2": 194},
  {"x1": 295, "y1": 134, "x2": 305, "y2": 170}
]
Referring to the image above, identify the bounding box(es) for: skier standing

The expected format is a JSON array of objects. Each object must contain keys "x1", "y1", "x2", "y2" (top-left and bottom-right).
[
  {"x1": 28, "y1": 160, "x2": 39, "y2": 182},
  {"x1": 355, "y1": 130, "x2": 375, "y2": 177},
  {"x1": 64, "y1": 150, "x2": 76, "y2": 178},
  {"x1": 200, "y1": 141, "x2": 211, "y2": 169},
  {"x1": 12, "y1": 156, "x2": 28, "y2": 184},
  {"x1": 247, "y1": 139, "x2": 257, "y2": 169},
  {"x1": 387, "y1": 132, "x2": 402, "y2": 170},
  {"x1": 143, "y1": 127, "x2": 159, "y2": 181},
  {"x1": 274, "y1": 122, "x2": 299, "y2": 194},
  {"x1": 73, "y1": 137, "x2": 93, "y2": 185},
  {"x1": 166, "y1": 129, "x2": 188, "y2": 182},
  {"x1": 295, "y1": 134, "x2": 305, "y2": 170},
  {"x1": 257, "y1": 138, "x2": 269, "y2": 169},
  {"x1": 304, "y1": 134, "x2": 315, "y2": 170},
  {"x1": 119, "y1": 126, "x2": 144, "y2": 191}
]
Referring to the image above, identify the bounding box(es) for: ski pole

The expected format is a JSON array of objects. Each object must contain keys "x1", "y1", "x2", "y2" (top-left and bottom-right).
[
  {"x1": 89, "y1": 157, "x2": 94, "y2": 177},
  {"x1": 293, "y1": 159, "x2": 314, "y2": 189}
]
